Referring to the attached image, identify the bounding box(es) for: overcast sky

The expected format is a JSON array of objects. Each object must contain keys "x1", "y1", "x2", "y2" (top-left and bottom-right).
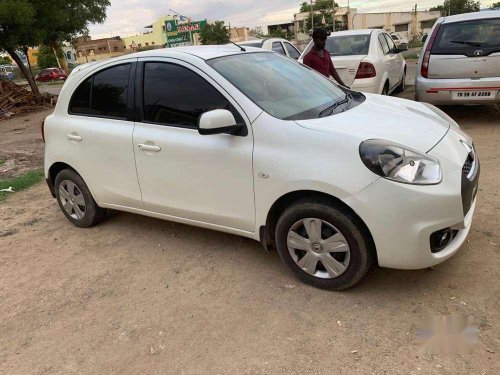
[{"x1": 88, "y1": 0, "x2": 497, "y2": 38}]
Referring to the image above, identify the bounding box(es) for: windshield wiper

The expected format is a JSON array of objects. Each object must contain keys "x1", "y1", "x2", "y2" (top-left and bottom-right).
[
  {"x1": 318, "y1": 94, "x2": 350, "y2": 118},
  {"x1": 450, "y1": 40, "x2": 482, "y2": 47}
]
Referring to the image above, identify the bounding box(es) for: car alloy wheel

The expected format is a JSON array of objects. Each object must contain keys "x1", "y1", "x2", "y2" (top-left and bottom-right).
[
  {"x1": 287, "y1": 218, "x2": 351, "y2": 279},
  {"x1": 58, "y1": 180, "x2": 86, "y2": 220}
]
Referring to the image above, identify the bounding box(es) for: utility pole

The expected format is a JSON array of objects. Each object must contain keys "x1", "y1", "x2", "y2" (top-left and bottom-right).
[{"x1": 311, "y1": 0, "x2": 314, "y2": 31}]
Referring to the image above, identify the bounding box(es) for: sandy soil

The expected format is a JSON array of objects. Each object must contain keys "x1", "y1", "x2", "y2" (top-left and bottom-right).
[{"x1": 0, "y1": 95, "x2": 499, "y2": 374}]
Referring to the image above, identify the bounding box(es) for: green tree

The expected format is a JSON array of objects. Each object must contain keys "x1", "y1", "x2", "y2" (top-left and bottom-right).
[
  {"x1": 299, "y1": 1, "x2": 339, "y2": 32},
  {"x1": 0, "y1": 55, "x2": 12, "y2": 65},
  {"x1": 37, "y1": 44, "x2": 64, "y2": 69},
  {"x1": 249, "y1": 26, "x2": 264, "y2": 38},
  {"x1": 200, "y1": 21, "x2": 230, "y2": 45},
  {"x1": 268, "y1": 27, "x2": 294, "y2": 40},
  {"x1": 491, "y1": 2, "x2": 500, "y2": 9},
  {"x1": 430, "y1": 0, "x2": 480, "y2": 16},
  {"x1": 0, "y1": 0, "x2": 109, "y2": 97},
  {"x1": 300, "y1": 0, "x2": 338, "y2": 12}
]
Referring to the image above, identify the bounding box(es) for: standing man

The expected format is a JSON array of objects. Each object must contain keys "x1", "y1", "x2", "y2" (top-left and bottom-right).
[{"x1": 303, "y1": 28, "x2": 348, "y2": 87}]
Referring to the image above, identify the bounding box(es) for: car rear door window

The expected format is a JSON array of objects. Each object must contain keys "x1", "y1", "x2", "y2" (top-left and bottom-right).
[
  {"x1": 91, "y1": 64, "x2": 130, "y2": 119},
  {"x1": 432, "y1": 18, "x2": 500, "y2": 56},
  {"x1": 69, "y1": 77, "x2": 92, "y2": 114},
  {"x1": 272, "y1": 42, "x2": 286, "y2": 55},
  {"x1": 284, "y1": 42, "x2": 301, "y2": 59},
  {"x1": 142, "y1": 62, "x2": 243, "y2": 128},
  {"x1": 378, "y1": 34, "x2": 390, "y2": 54}
]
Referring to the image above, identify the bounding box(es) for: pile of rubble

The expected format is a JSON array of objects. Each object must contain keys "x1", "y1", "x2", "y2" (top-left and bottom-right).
[{"x1": 0, "y1": 80, "x2": 56, "y2": 120}]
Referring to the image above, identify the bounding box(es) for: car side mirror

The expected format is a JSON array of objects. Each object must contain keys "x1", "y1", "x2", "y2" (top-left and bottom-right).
[
  {"x1": 198, "y1": 109, "x2": 244, "y2": 136},
  {"x1": 399, "y1": 44, "x2": 408, "y2": 52},
  {"x1": 421, "y1": 34, "x2": 428, "y2": 43}
]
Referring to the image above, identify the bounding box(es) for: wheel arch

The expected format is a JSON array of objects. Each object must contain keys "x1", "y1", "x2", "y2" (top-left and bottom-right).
[
  {"x1": 47, "y1": 162, "x2": 80, "y2": 197},
  {"x1": 261, "y1": 190, "x2": 378, "y2": 264}
]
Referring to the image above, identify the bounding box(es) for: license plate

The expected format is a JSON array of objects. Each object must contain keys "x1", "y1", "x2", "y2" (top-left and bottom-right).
[{"x1": 452, "y1": 90, "x2": 496, "y2": 100}]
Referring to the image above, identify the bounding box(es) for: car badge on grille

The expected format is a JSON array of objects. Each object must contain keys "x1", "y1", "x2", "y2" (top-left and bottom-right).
[{"x1": 473, "y1": 50, "x2": 483, "y2": 56}]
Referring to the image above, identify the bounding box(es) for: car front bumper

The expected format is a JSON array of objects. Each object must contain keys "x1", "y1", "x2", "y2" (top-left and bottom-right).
[
  {"x1": 415, "y1": 75, "x2": 500, "y2": 105},
  {"x1": 344, "y1": 127, "x2": 479, "y2": 269}
]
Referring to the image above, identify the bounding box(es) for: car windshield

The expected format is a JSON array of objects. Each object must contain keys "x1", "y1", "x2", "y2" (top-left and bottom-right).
[{"x1": 207, "y1": 52, "x2": 346, "y2": 120}]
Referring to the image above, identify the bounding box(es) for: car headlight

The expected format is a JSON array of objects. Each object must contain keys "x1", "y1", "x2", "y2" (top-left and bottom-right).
[{"x1": 359, "y1": 139, "x2": 442, "y2": 185}]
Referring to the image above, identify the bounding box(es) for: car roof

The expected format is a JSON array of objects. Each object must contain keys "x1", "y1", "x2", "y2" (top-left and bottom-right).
[
  {"x1": 441, "y1": 10, "x2": 500, "y2": 24},
  {"x1": 68, "y1": 46, "x2": 269, "y2": 78},
  {"x1": 125, "y1": 45, "x2": 266, "y2": 61},
  {"x1": 328, "y1": 29, "x2": 376, "y2": 37}
]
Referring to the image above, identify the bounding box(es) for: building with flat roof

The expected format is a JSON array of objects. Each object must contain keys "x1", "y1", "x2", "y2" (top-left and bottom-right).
[
  {"x1": 351, "y1": 10, "x2": 441, "y2": 40},
  {"x1": 74, "y1": 36, "x2": 126, "y2": 63}
]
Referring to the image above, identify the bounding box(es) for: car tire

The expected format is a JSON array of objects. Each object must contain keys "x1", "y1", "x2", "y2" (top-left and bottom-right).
[
  {"x1": 395, "y1": 70, "x2": 406, "y2": 93},
  {"x1": 275, "y1": 199, "x2": 374, "y2": 290},
  {"x1": 54, "y1": 169, "x2": 107, "y2": 228},
  {"x1": 382, "y1": 82, "x2": 389, "y2": 95}
]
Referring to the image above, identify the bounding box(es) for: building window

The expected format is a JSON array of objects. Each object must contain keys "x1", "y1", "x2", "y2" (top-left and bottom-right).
[
  {"x1": 395, "y1": 24, "x2": 409, "y2": 32},
  {"x1": 152, "y1": 42, "x2": 155, "y2": 45},
  {"x1": 421, "y1": 20, "x2": 437, "y2": 29},
  {"x1": 138, "y1": 44, "x2": 142, "y2": 48},
  {"x1": 145, "y1": 42, "x2": 149, "y2": 46},
  {"x1": 114, "y1": 46, "x2": 118, "y2": 51}
]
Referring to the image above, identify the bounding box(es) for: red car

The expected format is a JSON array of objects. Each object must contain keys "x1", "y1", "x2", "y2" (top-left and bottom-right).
[{"x1": 35, "y1": 68, "x2": 67, "y2": 82}]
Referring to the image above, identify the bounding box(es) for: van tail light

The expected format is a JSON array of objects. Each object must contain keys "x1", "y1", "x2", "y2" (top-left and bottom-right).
[
  {"x1": 421, "y1": 22, "x2": 442, "y2": 78},
  {"x1": 355, "y1": 62, "x2": 376, "y2": 79},
  {"x1": 41, "y1": 119, "x2": 45, "y2": 143}
]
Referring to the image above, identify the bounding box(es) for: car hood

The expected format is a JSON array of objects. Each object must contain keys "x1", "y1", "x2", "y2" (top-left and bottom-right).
[{"x1": 294, "y1": 93, "x2": 450, "y2": 152}]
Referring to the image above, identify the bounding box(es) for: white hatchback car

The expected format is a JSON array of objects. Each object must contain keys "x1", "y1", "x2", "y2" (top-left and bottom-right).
[
  {"x1": 44, "y1": 46, "x2": 479, "y2": 290},
  {"x1": 299, "y1": 29, "x2": 407, "y2": 95}
]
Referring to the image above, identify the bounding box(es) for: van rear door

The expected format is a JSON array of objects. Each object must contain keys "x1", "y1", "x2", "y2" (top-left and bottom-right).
[{"x1": 428, "y1": 17, "x2": 500, "y2": 79}]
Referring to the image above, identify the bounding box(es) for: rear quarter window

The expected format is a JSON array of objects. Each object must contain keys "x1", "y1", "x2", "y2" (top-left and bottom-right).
[{"x1": 432, "y1": 18, "x2": 500, "y2": 56}]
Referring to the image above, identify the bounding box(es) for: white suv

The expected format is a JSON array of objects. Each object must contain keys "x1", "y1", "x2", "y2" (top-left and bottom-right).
[{"x1": 44, "y1": 46, "x2": 479, "y2": 290}]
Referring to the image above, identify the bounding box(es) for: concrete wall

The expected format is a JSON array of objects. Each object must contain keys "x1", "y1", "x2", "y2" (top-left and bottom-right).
[
  {"x1": 351, "y1": 11, "x2": 441, "y2": 40},
  {"x1": 230, "y1": 27, "x2": 250, "y2": 42}
]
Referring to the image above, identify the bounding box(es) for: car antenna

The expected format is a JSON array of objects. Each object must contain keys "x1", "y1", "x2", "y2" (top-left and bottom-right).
[{"x1": 228, "y1": 40, "x2": 246, "y2": 52}]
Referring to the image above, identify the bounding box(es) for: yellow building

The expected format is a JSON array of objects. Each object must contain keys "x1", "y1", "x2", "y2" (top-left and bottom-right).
[
  {"x1": 122, "y1": 15, "x2": 178, "y2": 50},
  {"x1": 27, "y1": 47, "x2": 39, "y2": 66}
]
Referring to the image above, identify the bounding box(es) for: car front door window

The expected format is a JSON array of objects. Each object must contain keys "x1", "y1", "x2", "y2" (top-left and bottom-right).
[{"x1": 143, "y1": 62, "x2": 243, "y2": 128}]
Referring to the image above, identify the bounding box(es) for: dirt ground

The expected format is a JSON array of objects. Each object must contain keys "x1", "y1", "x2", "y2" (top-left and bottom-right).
[{"x1": 0, "y1": 90, "x2": 499, "y2": 374}]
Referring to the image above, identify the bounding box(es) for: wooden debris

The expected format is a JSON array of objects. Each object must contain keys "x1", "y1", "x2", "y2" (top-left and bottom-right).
[{"x1": 0, "y1": 80, "x2": 57, "y2": 120}]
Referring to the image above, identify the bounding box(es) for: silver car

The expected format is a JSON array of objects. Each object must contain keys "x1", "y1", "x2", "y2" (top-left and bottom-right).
[{"x1": 415, "y1": 10, "x2": 500, "y2": 105}]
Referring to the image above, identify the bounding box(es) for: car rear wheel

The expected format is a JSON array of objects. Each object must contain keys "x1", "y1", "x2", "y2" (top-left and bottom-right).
[
  {"x1": 54, "y1": 169, "x2": 106, "y2": 228},
  {"x1": 382, "y1": 82, "x2": 389, "y2": 95},
  {"x1": 275, "y1": 200, "x2": 373, "y2": 290}
]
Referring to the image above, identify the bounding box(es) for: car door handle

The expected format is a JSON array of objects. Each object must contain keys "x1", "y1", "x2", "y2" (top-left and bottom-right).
[
  {"x1": 138, "y1": 143, "x2": 161, "y2": 152},
  {"x1": 66, "y1": 133, "x2": 82, "y2": 142}
]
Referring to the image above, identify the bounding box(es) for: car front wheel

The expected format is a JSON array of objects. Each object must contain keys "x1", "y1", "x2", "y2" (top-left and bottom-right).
[
  {"x1": 54, "y1": 169, "x2": 106, "y2": 228},
  {"x1": 275, "y1": 200, "x2": 374, "y2": 290}
]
